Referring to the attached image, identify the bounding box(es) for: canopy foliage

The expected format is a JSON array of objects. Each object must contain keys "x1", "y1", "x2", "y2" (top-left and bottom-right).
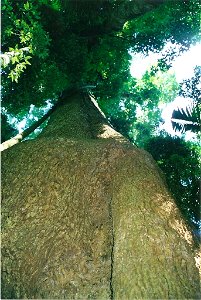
[{"x1": 2, "y1": 0, "x2": 200, "y2": 114}]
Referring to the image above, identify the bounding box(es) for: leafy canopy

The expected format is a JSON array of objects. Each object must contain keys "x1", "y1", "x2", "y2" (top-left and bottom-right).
[{"x1": 2, "y1": 0, "x2": 200, "y2": 116}]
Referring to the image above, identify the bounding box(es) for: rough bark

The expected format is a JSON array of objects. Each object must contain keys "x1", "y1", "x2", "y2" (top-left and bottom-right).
[
  {"x1": 107, "y1": 0, "x2": 168, "y2": 32},
  {"x1": 1, "y1": 91, "x2": 200, "y2": 299},
  {"x1": 73, "y1": 0, "x2": 169, "y2": 36}
]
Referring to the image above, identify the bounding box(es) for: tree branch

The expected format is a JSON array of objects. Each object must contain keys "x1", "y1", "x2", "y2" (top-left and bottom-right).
[
  {"x1": 74, "y1": 0, "x2": 169, "y2": 37},
  {"x1": 0, "y1": 105, "x2": 57, "y2": 151},
  {"x1": 107, "y1": 0, "x2": 169, "y2": 32}
]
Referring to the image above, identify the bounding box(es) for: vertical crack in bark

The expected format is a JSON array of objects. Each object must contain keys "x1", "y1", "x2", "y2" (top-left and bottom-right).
[
  {"x1": 81, "y1": 90, "x2": 116, "y2": 298},
  {"x1": 109, "y1": 196, "x2": 114, "y2": 300},
  {"x1": 164, "y1": 275, "x2": 171, "y2": 299}
]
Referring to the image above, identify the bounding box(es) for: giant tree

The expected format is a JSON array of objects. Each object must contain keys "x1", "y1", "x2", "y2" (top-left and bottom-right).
[{"x1": 1, "y1": 0, "x2": 200, "y2": 299}]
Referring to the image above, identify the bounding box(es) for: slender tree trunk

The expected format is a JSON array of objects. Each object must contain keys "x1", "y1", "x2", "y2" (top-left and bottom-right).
[
  {"x1": 0, "y1": 105, "x2": 56, "y2": 152},
  {"x1": 1, "y1": 91, "x2": 200, "y2": 299}
]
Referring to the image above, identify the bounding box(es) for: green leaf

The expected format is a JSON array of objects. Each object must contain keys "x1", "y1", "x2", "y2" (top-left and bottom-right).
[{"x1": 24, "y1": 2, "x2": 30, "y2": 10}]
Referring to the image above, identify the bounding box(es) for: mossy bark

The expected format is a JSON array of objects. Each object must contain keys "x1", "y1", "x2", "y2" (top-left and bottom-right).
[{"x1": 1, "y1": 91, "x2": 200, "y2": 299}]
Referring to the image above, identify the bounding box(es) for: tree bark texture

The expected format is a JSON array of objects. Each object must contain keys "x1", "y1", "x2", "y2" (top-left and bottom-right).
[
  {"x1": 73, "y1": 0, "x2": 169, "y2": 36},
  {"x1": 1, "y1": 91, "x2": 200, "y2": 299}
]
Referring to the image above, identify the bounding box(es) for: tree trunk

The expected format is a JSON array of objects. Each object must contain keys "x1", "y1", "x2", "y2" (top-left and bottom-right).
[{"x1": 1, "y1": 91, "x2": 200, "y2": 299}]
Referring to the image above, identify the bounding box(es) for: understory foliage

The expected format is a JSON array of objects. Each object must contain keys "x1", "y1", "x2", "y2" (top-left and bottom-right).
[
  {"x1": 1, "y1": 0, "x2": 200, "y2": 229},
  {"x1": 143, "y1": 136, "x2": 200, "y2": 229}
]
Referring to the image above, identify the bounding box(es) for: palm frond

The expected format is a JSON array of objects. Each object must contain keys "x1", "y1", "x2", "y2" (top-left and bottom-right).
[{"x1": 171, "y1": 101, "x2": 200, "y2": 133}]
